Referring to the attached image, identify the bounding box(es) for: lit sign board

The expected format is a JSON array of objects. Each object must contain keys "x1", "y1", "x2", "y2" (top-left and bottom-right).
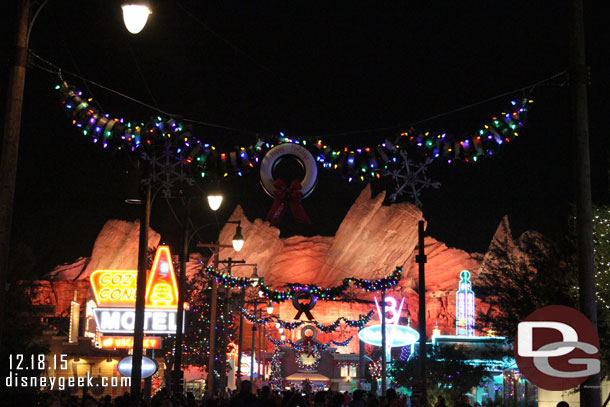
[
  {"x1": 100, "y1": 336, "x2": 162, "y2": 349},
  {"x1": 358, "y1": 296, "x2": 420, "y2": 349},
  {"x1": 118, "y1": 356, "x2": 158, "y2": 379},
  {"x1": 93, "y1": 308, "x2": 184, "y2": 335},
  {"x1": 90, "y1": 246, "x2": 179, "y2": 309},
  {"x1": 90, "y1": 270, "x2": 137, "y2": 308}
]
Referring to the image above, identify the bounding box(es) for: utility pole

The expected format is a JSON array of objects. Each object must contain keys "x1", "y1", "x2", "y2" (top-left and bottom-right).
[
  {"x1": 131, "y1": 182, "x2": 151, "y2": 401},
  {"x1": 217, "y1": 258, "x2": 244, "y2": 394},
  {"x1": 415, "y1": 220, "x2": 428, "y2": 402},
  {"x1": 236, "y1": 289, "x2": 245, "y2": 386},
  {"x1": 568, "y1": 0, "x2": 602, "y2": 405},
  {"x1": 380, "y1": 290, "x2": 387, "y2": 396},
  {"x1": 172, "y1": 198, "x2": 190, "y2": 392},
  {"x1": 250, "y1": 301, "x2": 258, "y2": 385},
  {"x1": 196, "y1": 242, "x2": 236, "y2": 396},
  {"x1": 0, "y1": 0, "x2": 29, "y2": 349}
]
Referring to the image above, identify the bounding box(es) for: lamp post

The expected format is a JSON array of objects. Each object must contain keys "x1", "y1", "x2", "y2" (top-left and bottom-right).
[
  {"x1": 0, "y1": 0, "x2": 151, "y2": 349},
  {"x1": 196, "y1": 223, "x2": 245, "y2": 397},
  {"x1": 415, "y1": 220, "x2": 428, "y2": 403},
  {"x1": 569, "y1": 1, "x2": 601, "y2": 405},
  {"x1": 172, "y1": 199, "x2": 229, "y2": 393},
  {"x1": 221, "y1": 263, "x2": 257, "y2": 388},
  {"x1": 125, "y1": 157, "x2": 225, "y2": 399},
  {"x1": 216, "y1": 257, "x2": 246, "y2": 394}
]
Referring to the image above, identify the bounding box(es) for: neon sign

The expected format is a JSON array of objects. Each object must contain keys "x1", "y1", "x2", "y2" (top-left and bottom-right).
[
  {"x1": 456, "y1": 270, "x2": 475, "y2": 336},
  {"x1": 93, "y1": 308, "x2": 183, "y2": 334},
  {"x1": 90, "y1": 270, "x2": 138, "y2": 308},
  {"x1": 90, "y1": 245, "x2": 179, "y2": 309},
  {"x1": 357, "y1": 296, "x2": 419, "y2": 356},
  {"x1": 90, "y1": 246, "x2": 183, "y2": 335},
  {"x1": 100, "y1": 336, "x2": 162, "y2": 349}
]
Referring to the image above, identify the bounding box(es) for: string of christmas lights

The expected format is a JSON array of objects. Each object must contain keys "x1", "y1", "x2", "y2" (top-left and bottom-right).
[
  {"x1": 267, "y1": 336, "x2": 353, "y2": 350},
  {"x1": 269, "y1": 346, "x2": 283, "y2": 390},
  {"x1": 240, "y1": 308, "x2": 375, "y2": 331},
  {"x1": 204, "y1": 265, "x2": 403, "y2": 302},
  {"x1": 57, "y1": 80, "x2": 532, "y2": 184},
  {"x1": 369, "y1": 359, "x2": 382, "y2": 380}
]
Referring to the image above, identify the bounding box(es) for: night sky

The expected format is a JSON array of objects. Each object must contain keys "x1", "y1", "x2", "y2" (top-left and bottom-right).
[{"x1": 1, "y1": 1, "x2": 609, "y2": 275}]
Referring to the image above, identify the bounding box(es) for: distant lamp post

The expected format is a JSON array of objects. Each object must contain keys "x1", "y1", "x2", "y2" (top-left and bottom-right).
[
  {"x1": 231, "y1": 222, "x2": 245, "y2": 252},
  {"x1": 121, "y1": 1, "x2": 152, "y2": 34}
]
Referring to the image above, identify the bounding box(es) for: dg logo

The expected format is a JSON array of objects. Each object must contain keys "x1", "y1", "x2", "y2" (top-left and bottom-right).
[{"x1": 514, "y1": 305, "x2": 600, "y2": 391}]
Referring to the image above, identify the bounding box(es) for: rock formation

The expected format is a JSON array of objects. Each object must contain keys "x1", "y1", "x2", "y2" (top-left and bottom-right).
[{"x1": 37, "y1": 186, "x2": 498, "y2": 351}]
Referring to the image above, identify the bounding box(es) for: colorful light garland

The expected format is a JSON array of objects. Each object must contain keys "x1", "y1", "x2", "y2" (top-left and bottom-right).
[
  {"x1": 57, "y1": 80, "x2": 532, "y2": 184},
  {"x1": 204, "y1": 265, "x2": 403, "y2": 302},
  {"x1": 268, "y1": 336, "x2": 353, "y2": 350},
  {"x1": 240, "y1": 308, "x2": 375, "y2": 332}
]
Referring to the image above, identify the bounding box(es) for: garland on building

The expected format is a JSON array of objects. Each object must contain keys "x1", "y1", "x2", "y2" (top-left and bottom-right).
[
  {"x1": 240, "y1": 308, "x2": 375, "y2": 331},
  {"x1": 268, "y1": 336, "x2": 353, "y2": 350},
  {"x1": 57, "y1": 80, "x2": 532, "y2": 183},
  {"x1": 204, "y1": 265, "x2": 403, "y2": 302},
  {"x1": 269, "y1": 346, "x2": 283, "y2": 390}
]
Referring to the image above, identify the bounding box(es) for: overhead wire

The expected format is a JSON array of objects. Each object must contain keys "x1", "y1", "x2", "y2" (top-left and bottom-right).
[{"x1": 29, "y1": 52, "x2": 565, "y2": 141}]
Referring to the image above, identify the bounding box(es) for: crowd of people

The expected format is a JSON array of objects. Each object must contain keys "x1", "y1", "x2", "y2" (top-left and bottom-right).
[
  {"x1": 35, "y1": 381, "x2": 570, "y2": 407},
  {"x1": 33, "y1": 380, "x2": 508, "y2": 407}
]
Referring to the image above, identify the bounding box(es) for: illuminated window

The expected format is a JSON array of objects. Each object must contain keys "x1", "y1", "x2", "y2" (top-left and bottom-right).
[{"x1": 340, "y1": 365, "x2": 357, "y2": 377}]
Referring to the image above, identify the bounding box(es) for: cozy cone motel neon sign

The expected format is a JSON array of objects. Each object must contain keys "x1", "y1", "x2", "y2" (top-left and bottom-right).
[{"x1": 91, "y1": 246, "x2": 184, "y2": 336}]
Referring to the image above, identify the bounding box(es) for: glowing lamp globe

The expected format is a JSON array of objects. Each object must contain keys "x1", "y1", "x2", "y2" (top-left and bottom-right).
[
  {"x1": 207, "y1": 194, "x2": 223, "y2": 211},
  {"x1": 232, "y1": 225, "x2": 244, "y2": 252},
  {"x1": 121, "y1": 3, "x2": 152, "y2": 34}
]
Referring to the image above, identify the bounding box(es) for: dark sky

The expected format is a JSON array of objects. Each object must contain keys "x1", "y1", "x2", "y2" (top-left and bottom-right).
[{"x1": 2, "y1": 1, "x2": 609, "y2": 275}]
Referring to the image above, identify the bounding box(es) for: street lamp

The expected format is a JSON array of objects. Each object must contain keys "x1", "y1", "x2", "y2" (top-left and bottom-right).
[
  {"x1": 121, "y1": 1, "x2": 152, "y2": 34},
  {"x1": 227, "y1": 221, "x2": 244, "y2": 252}
]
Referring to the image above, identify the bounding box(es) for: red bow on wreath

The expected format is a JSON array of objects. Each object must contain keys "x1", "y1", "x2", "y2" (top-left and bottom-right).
[
  {"x1": 266, "y1": 179, "x2": 311, "y2": 226},
  {"x1": 302, "y1": 338, "x2": 316, "y2": 357}
]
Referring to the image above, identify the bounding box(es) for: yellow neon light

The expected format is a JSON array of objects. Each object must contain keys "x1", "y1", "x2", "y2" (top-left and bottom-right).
[
  {"x1": 90, "y1": 245, "x2": 180, "y2": 310},
  {"x1": 144, "y1": 245, "x2": 179, "y2": 309}
]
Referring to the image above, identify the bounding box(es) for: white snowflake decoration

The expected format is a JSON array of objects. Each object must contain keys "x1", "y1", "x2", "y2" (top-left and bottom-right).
[
  {"x1": 385, "y1": 150, "x2": 440, "y2": 206},
  {"x1": 142, "y1": 141, "x2": 194, "y2": 198}
]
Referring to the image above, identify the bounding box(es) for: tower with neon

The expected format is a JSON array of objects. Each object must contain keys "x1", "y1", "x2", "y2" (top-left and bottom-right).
[{"x1": 456, "y1": 270, "x2": 475, "y2": 336}]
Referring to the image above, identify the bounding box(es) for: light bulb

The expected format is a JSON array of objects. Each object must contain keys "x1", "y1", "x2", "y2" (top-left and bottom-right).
[
  {"x1": 266, "y1": 303, "x2": 273, "y2": 314},
  {"x1": 121, "y1": 3, "x2": 151, "y2": 34},
  {"x1": 278, "y1": 327, "x2": 284, "y2": 334},
  {"x1": 232, "y1": 224, "x2": 244, "y2": 252},
  {"x1": 207, "y1": 194, "x2": 223, "y2": 211}
]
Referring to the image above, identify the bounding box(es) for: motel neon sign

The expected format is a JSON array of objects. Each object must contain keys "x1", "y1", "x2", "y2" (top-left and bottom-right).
[{"x1": 90, "y1": 245, "x2": 183, "y2": 335}]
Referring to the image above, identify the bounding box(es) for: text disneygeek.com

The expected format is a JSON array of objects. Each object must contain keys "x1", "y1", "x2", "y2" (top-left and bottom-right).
[{"x1": 5, "y1": 371, "x2": 131, "y2": 391}]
